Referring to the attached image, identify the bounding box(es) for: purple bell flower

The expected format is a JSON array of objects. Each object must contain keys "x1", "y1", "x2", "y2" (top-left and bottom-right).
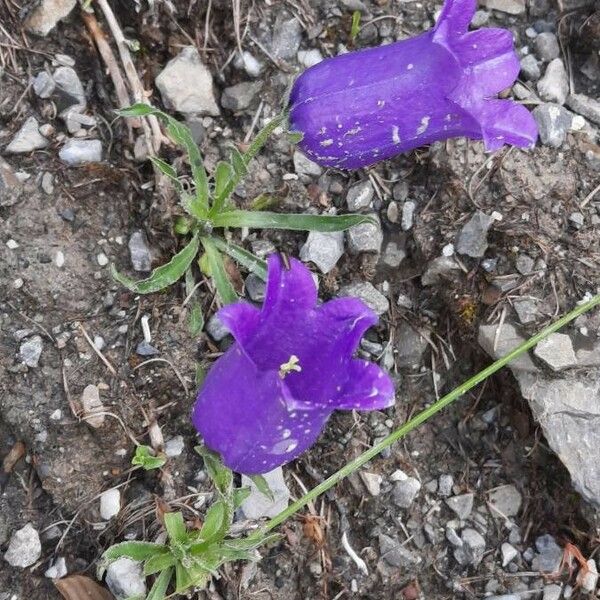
[
  {"x1": 288, "y1": 0, "x2": 538, "y2": 169},
  {"x1": 193, "y1": 255, "x2": 394, "y2": 474}
]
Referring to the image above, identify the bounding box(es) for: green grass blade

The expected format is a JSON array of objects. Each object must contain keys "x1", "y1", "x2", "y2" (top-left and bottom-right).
[
  {"x1": 209, "y1": 237, "x2": 267, "y2": 281},
  {"x1": 200, "y1": 237, "x2": 238, "y2": 305},
  {"x1": 146, "y1": 567, "x2": 173, "y2": 600},
  {"x1": 212, "y1": 210, "x2": 375, "y2": 232},
  {"x1": 111, "y1": 234, "x2": 199, "y2": 294},
  {"x1": 252, "y1": 293, "x2": 600, "y2": 536},
  {"x1": 149, "y1": 156, "x2": 182, "y2": 193}
]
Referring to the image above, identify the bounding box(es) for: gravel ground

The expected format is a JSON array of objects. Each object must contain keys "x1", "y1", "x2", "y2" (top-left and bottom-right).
[{"x1": 1, "y1": 0, "x2": 600, "y2": 598}]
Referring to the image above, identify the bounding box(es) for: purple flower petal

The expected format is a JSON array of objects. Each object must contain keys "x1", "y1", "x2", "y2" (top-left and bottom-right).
[
  {"x1": 288, "y1": 0, "x2": 538, "y2": 169},
  {"x1": 193, "y1": 255, "x2": 395, "y2": 474}
]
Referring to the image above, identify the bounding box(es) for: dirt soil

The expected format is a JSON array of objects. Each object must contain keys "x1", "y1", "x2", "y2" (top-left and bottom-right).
[{"x1": 1, "y1": 0, "x2": 600, "y2": 599}]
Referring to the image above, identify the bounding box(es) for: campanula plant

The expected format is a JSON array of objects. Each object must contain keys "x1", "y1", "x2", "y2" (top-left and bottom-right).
[
  {"x1": 289, "y1": 0, "x2": 538, "y2": 169},
  {"x1": 192, "y1": 254, "x2": 395, "y2": 474}
]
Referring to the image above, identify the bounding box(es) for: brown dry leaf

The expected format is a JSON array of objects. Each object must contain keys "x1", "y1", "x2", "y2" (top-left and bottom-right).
[
  {"x1": 54, "y1": 575, "x2": 115, "y2": 600},
  {"x1": 2, "y1": 441, "x2": 26, "y2": 473}
]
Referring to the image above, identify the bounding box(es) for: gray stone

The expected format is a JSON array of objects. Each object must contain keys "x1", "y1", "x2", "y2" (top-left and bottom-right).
[
  {"x1": 501, "y1": 542, "x2": 518, "y2": 567},
  {"x1": 0, "y1": 156, "x2": 24, "y2": 207},
  {"x1": 44, "y1": 556, "x2": 67, "y2": 579},
  {"x1": 534, "y1": 535, "x2": 562, "y2": 573},
  {"x1": 245, "y1": 273, "x2": 266, "y2": 302},
  {"x1": 520, "y1": 54, "x2": 541, "y2": 81},
  {"x1": 164, "y1": 436, "x2": 185, "y2": 457},
  {"x1": 250, "y1": 239, "x2": 276, "y2": 258},
  {"x1": 359, "y1": 471, "x2": 382, "y2": 496},
  {"x1": 128, "y1": 230, "x2": 152, "y2": 272},
  {"x1": 32, "y1": 71, "x2": 55, "y2": 98},
  {"x1": 206, "y1": 314, "x2": 230, "y2": 342},
  {"x1": 378, "y1": 534, "x2": 421, "y2": 568},
  {"x1": 136, "y1": 341, "x2": 159, "y2": 356},
  {"x1": 514, "y1": 299, "x2": 540, "y2": 325},
  {"x1": 338, "y1": 282, "x2": 389, "y2": 316},
  {"x1": 534, "y1": 32, "x2": 560, "y2": 61},
  {"x1": 483, "y1": 0, "x2": 525, "y2": 13},
  {"x1": 293, "y1": 151, "x2": 322, "y2": 178},
  {"x1": 3, "y1": 524, "x2": 42, "y2": 568},
  {"x1": 454, "y1": 528, "x2": 486, "y2": 566},
  {"x1": 516, "y1": 254, "x2": 535, "y2": 275},
  {"x1": 20, "y1": 335, "x2": 43, "y2": 368},
  {"x1": 401, "y1": 201, "x2": 416, "y2": 231},
  {"x1": 566, "y1": 93, "x2": 600, "y2": 125},
  {"x1": 488, "y1": 485, "x2": 522, "y2": 517},
  {"x1": 396, "y1": 322, "x2": 428, "y2": 368},
  {"x1": 445, "y1": 493, "x2": 474, "y2": 520},
  {"x1": 81, "y1": 384, "x2": 105, "y2": 428},
  {"x1": 472, "y1": 10, "x2": 490, "y2": 27},
  {"x1": 534, "y1": 333, "x2": 577, "y2": 371},
  {"x1": 533, "y1": 103, "x2": 572, "y2": 147},
  {"x1": 346, "y1": 217, "x2": 383, "y2": 255},
  {"x1": 381, "y1": 241, "x2": 405, "y2": 268},
  {"x1": 422, "y1": 256, "x2": 461, "y2": 286},
  {"x1": 41, "y1": 172, "x2": 54, "y2": 195},
  {"x1": 576, "y1": 343, "x2": 600, "y2": 367},
  {"x1": 392, "y1": 476, "x2": 421, "y2": 508},
  {"x1": 543, "y1": 584, "x2": 563, "y2": 600},
  {"x1": 456, "y1": 211, "x2": 493, "y2": 258},
  {"x1": 270, "y1": 17, "x2": 302, "y2": 60},
  {"x1": 240, "y1": 467, "x2": 290, "y2": 519},
  {"x1": 297, "y1": 49, "x2": 323, "y2": 68},
  {"x1": 300, "y1": 230, "x2": 344, "y2": 274},
  {"x1": 105, "y1": 558, "x2": 147, "y2": 600},
  {"x1": 237, "y1": 51, "x2": 263, "y2": 77},
  {"x1": 537, "y1": 59, "x2": 569, "y2": 105},
  {"x1": 569, "y1": 212, "x2": 584, "y2": 229},
  {"x1": 386, "y1": 201, "x2": 399, "y2": 223},
  {"x1": 156, "y1": 47, "x2": 220, "y2": 116},
  {"x1": 438, "y1": 474, "x2": 454, "y2": 497},
  {"x1": 478, "y1": 322, "x2": 538, "y2": 372},
  {"x1": 6, "y1": 117, "x2": 48, "y2": 154},
  {"x1": 221, "y1": 81, "x2": 262, "y2": 111},
  {"x1": 25, "y1": 0, "x2": 77, "y2": 36},
  {"x1": 59, "y1": 139, "x2": 102, "y2": 165},
  {"x1": 392, "y1": 180, "x2": 409, "y2": 202},
  {"x1": 53, "y1": 66, "x2": 86, "y2": 112},
  {"x1": 346, "y1": 181, "x2": 373, "y2": 212}
]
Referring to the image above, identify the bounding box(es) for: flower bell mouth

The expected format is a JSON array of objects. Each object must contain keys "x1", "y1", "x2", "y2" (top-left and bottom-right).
[{"x1": 288, "y1": 0, "x2": 538, "y2": 170}]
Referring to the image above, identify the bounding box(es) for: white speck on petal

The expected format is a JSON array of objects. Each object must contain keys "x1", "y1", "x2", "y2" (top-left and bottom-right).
[
  {"x1": 320, "y1": 139, "x2": 333, "y2": 147},
  {"x1": 282, "y1": 429, "x2": 291, "y2": 439},
  {"x1": 286, "y1": 441, "x2": 298, "y2": 453},
  {"x1": 377, "y1": 100, "x2": 385, "y2": 108},
  {"x1": 416, "y1": 116, "x2": 431, "y2": 135},
  {"x1": 392, "y1": 126, "x2": 400, "y2": 144},
  {"x1": 407, "y1": 63, "x2": 414, "y2": 70}
]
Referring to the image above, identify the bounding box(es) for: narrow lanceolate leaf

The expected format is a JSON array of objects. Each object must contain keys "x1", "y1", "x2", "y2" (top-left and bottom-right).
[
  {"x1": 149, "y1": 156, "x2": 182, "y2": 193},
  {"x1": 213, "y1": 161, "x2": 234, "y2": 200},
  {"x1": 195, "y1": 446, "x2": 234, "y2": 496},
  {"x1": 249, "y1": 474, "x2": 274, "y2": 501},
  {"x1": 200, "y1": 237, "x2": 238, "y2": 305},
  {"x1": 233, "y1": 486, "x2": 252, "y2": 508},
  {"x1": 101, "y1": 541, "x2": 168, "y2": 563},
  {"x1": 144, "y1": 552, "x2": 176, "y2": 576},
  {"x1": 210, "y1": 113, "x2": 286, "y2": 216},
  {"x1": 188, "y1": 303, "x2": 204, "y2": 336},
  {"x1": 118, "y1": 104, "x2": 208, "y2": 217},
  {"x1": 111, "y1": 234, "x2": 199, "y2": 294},
  {"x1": 146, "y1": 567, "x2": 173, "y2": 600},
  {"x1": 198, "y1": 501, "x2": 228, "y2": 545},
  {"x1": 163, "y1": 512, "x2": 187, "y2": 545},
  {"x1": 209, "y1": 237, "x2": 267, "y2": 281},
  {"x1": 212, "y1": 210, "x2": 376, "y2": 232}
]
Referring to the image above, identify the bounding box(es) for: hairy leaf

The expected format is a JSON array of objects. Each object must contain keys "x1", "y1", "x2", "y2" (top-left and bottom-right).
[
  {"x1": 200, "y1": 237, "x2": 238, "y2": 305},
  {"x1": 209, "y1": 237, "x2": 267, "y2": 281}
]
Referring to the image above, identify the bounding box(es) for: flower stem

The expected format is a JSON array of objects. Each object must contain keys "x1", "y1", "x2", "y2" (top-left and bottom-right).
[{"x1": 259, "y1": 294, "x2": 600, "y2": 534}]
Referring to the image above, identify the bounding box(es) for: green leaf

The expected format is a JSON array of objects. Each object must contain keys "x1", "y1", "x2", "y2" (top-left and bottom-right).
[
  {"x1": 214, "y1": 161, "x2": 234, "y2": 200},
  {"x1": 210, "y1": 113, "x2": 286, "y2": 216},
  {"x1": 146, "y1": 567, "x2": 173, "y2": 600},
  {"x1": 144, "y1": 552, "x2": 176, "y2": 576},
  {"x1": 131, "y1": 445, "x2": 167, "y2": 471},
  {"x1": 233, "y1": 486, "x2": 251, "y2": 509},
  {"x1": 149, "y1": 156, "x2": 182, "y2": 192},
  {"x1": 200, "y1": 237, "x2": 238, "y2": 305},
  {"x1": 199, "y1": 501, "x2": 228, "y2": 545},
  {"x1": 164, "y1": 512, "x2": 187, "y2": 545},
  {"x1": 222, "y1": 532, "x2": 282, "y2": 552},
  {"x1": 209, "y1": 237, "x2": 267, "y2": 281},
  {"x1": 249, "y1": 474, "x2": 274, "y2": 501},
  {"x1": 118, "y1": 104, "x2": 209, "y2": 217},
  {"x1": 111, "y1": 233, "x2": 199, "y2": 294},
  {"x1": 102, "y1": 541, "x2": 168, "y2": 563},
  {"x1": 195, "y1": 446, "x2": 233, "y2": 496},
  {"x1": 287, "y1": 131, "x2": 304, "y2": 144},
  {"x1": 188, "y1": 303, "x2": 204, "y2": 335},
  {"x1": 174, "y1": 215, "x2": 193, "y2": 235},
  {"x1": 175, "y1": 562, "x2": 210, "y2": 593},
  {"x1": 350, "y1": 10, "x2": 361, "y2": 41},
  {"x1": 212, "y1": 210, "x2": 376, "y2": 232},
  {"x1": 250, "y1": 193, "x2": 278, "y2": 211}
]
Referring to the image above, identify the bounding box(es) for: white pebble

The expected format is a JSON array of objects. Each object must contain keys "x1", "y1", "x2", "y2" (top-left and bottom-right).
[
  {"x1": 100, "y1": 488, "x2": 121, "y2": 520},
  {"x1": 97, "y1": 253, "x2": 108, "y2": 266},
  {"x1": 6, "y1": 239, "x2": 19, "y2": 249},
  {"x1": 55, "y1": 251, "x2": 65, "y2": 268}
]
